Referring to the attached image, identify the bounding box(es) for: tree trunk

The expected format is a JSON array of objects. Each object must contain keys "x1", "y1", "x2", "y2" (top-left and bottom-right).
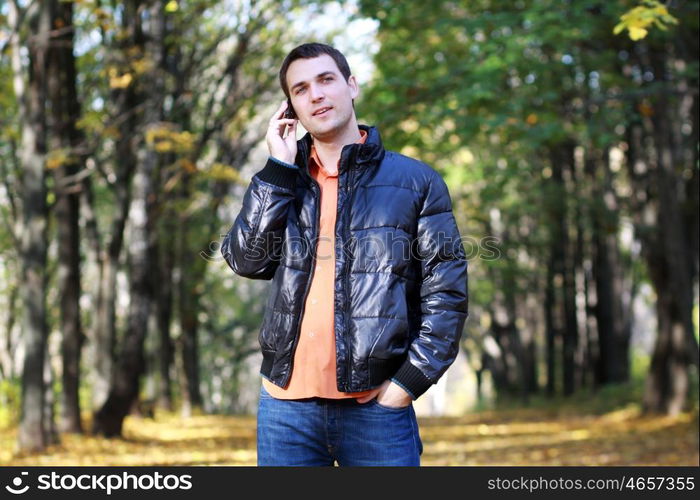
[
  {"x1": 46, "y1": 0, "x2": 85, "y2": 434},
  {"x1": 586, "y1": 148, "x2": 631, "y2": 386},
  {"x1": 685, "y1": 94, "x2": 699, "y2": 283},
  {"x1": 644, "y1": 283, "x2": 691, "y2": 415},
  {"x1": 92, "y1": 0, "x2": 162, "y2": 436},
  {"x1": 493, "y1": 229, "x2": 537, "y2": 403},
  {"x1": 572, "y1": 170, "x2": 593, "y2": 389},
  {"x1": 88, "y1": 0, "x2": 142, "y2": 413},
  {"x1": 89, "y1": 142, "x2": 137, "y2": 411},
  {"x1": 544, "y1": 260, "x2": 557, "y2": 396},
  {"x1": 91, "y1": 250, "x2": 119, "y2": 409},
  {"x1": 92, "y1": 143, "x2": 158, "y2": 437},
  {"x1": 156, "y1": 209, "x2": 175, "y2": 411},
  {"x1": 481, "y1": 220, "x2": 528, "y2": 400},
  {"x1": 475, "y1": 366, "x2": 484, "y2": 402},
  {"x1": 642, "y1": 45, "x2": 697, "y2": 415},
  {"x1": 1, "y1": 284, "x2": 19, "y2": 380},
  {"x1": 43, "y1": 343, "x2": 60, "y2": 445},
  {"x1": 12, "y1": 0, "x2": 51, "y2": 452},
  {"x1": 177, "y1": 179, "x2": 204, "y2": 415},
  {"x1": 549, "y1": 144, "x2": 579, "y2": 395}
]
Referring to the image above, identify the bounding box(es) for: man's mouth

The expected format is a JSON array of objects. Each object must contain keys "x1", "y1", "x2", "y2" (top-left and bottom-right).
[{"x1": 312, "y1": 106, "x2": 332, "y2": 116}]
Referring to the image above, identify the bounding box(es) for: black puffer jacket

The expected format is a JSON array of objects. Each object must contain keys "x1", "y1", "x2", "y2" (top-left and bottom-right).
[{"x1": 221, "y1": 125, "x2": 468, "y2": 398}]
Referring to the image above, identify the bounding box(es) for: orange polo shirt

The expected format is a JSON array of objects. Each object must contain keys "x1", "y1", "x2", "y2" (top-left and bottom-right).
[{"x1": 263, "y1": 130, "x2": 373, "y2": 400}]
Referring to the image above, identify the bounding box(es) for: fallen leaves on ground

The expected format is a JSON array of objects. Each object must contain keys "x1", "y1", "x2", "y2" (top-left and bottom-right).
[{"x1": 0, "y1": 405, "x2": 697, "y2": 466}]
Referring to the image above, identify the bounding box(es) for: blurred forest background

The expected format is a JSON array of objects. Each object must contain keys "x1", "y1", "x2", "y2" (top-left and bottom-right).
[{"x1": 0, "y1": 0, "x2": 698, "y2": 464}]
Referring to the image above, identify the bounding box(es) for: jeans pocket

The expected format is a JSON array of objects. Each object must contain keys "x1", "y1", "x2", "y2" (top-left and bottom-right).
[{"x1": 369, "y1": 398, "x2": 411, "y2": 412}]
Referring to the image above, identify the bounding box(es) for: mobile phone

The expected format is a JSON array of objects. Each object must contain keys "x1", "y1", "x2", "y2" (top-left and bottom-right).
[{"x1": 284, "y1": 98, "x2": 297, "y2": 119}]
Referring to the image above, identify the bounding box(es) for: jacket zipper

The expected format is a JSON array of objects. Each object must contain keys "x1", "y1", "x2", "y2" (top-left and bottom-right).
[{"x1": 342, "y1": 161, "x2": 354, "y2": 392}]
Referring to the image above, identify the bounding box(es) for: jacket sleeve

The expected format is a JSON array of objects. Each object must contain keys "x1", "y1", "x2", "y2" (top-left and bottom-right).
[
  {"x1": 221, "y1": 157, "x2": 298, "y2": 280},
  {"x1": 391, "y1": 172, "x2": 469, "y2": 399}
]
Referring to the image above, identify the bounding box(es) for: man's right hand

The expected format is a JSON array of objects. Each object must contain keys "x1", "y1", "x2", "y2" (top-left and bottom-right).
[{"x1": 266, "y1": 100, "x2": 298, "y2": 165}]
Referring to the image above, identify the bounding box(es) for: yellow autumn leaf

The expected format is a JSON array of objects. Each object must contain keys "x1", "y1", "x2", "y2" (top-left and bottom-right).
[
  {"x1": 46, "y1": 149, "x2": 72, "y2": 169},
  {"x1": 145, "y1": 127, "x2": 165, "y2": 145},
  {"x1": 109, "y1": 72, "x2": 133, "y2": 89},
  {"x1": 209, "y1": 163, "x2": 241, "y2": 183},
  {"x1": 165, "y1": 0, "x2": 178, "y2": 12},
  {"x1": 653, "y1": 5, "x2": 670, "y2": 16},
  {"x1": 145, "y1": 126, "x2": 195, "y2": 153},
  {"x1": 173, "y1": 131, "x2": 195, "y2": 152},
  {"x1": 46, "y1": 156, "x2": 64, "y2": 170},
  {"x1": 154, "y1": 141, "x2": 173, "y2": 153},
  {"x1": 629, "y1": 26, "x2": 648, "y2": 40},
  {"x1": 614, "y1": 0, "x2": 678, "y2": 40}
]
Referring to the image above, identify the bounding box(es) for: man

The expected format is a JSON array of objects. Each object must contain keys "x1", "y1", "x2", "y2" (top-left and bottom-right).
[{"x1": 221, "y1": 43, "x2": 468, "y2": 466}]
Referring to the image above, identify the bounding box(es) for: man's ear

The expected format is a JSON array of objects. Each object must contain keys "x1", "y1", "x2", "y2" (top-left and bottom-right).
[{"x1": 348, "y1": 74, "x2": 359, "y2": 100}]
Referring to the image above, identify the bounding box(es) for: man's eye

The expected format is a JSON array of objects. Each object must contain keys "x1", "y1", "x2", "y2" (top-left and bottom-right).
[{"x1": 295, "y1": 88, "x2": 306, "y2": 95}]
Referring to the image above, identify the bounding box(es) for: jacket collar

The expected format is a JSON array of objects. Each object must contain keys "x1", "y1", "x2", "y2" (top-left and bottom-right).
[{"x1": 297, "y1": 125, "x2": 385, "y2": 182}]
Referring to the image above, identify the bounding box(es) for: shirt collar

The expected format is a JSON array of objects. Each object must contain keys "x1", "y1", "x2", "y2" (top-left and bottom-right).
[{"x1": 310, "y1": 129, "x2": 368, "y2": 178}]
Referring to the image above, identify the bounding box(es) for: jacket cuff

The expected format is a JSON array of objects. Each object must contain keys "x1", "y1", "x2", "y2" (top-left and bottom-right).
[
  {"x1": 269, "y1": 156, "x2": 298, "y2": 169},
  {"x1": 391, "y1": 360, "x2": 433, "y2": 399},
  {"x1": 256, "y1": 157, "x2": 298, "y2": 190}
]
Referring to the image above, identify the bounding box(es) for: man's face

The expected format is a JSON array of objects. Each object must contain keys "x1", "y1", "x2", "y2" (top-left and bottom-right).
[{"x1": 286, "y1": 54, "x2": 359, "y2": 141}]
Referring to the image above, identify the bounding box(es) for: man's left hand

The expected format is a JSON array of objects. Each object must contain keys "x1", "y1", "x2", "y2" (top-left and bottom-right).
[{"x1": 355, "y1": 380, "x2": 413, "y2": 408}]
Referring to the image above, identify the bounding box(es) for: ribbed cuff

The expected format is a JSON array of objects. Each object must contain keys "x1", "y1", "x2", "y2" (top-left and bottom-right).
[
  {"x1": 269, "y1": 156, "x2": 298, "y2": 169},
  {"x1": 391, "y1": 360, "x2": 433, "y2": 399},
  {"x1": 256, "y1": 157, "x2": 298, "y2": 190}
]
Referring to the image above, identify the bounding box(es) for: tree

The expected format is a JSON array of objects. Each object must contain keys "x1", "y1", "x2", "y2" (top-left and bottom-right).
[
  {"x1": 10, "y1": 0, "x2": 52, "y2": 452},
  {"x1": 45, "y1": 0, "x2": 86, "y2": 434},
  {"x1": 615, "y1": 0, "x2": 699, "y2": 414},
  {"x1": 91, "y1": 0, "x2": 323, "y2": 434}
]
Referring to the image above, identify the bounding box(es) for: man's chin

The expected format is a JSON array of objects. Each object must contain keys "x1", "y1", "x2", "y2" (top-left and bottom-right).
[
  {"x1": 306, "y1": 125, "x2": 335, "y2": 140},
  {"x1": 306, "y1": 121, "x2": 347, "y2": 141}
]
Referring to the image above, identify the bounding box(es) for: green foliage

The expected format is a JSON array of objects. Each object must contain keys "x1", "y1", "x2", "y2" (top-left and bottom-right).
[{"x1": 357, "y1": 0, "x2": 698, "y2": 406}]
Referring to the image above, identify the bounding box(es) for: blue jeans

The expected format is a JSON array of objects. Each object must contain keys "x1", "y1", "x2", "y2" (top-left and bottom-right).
[{"x1": 257, "y1": 384, "x2": 423, "y2": 466}]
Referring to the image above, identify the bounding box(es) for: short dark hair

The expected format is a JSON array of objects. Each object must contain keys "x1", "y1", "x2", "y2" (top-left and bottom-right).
[{"x1": 279, "y1": 43, "x2": 352, "y2": 98}]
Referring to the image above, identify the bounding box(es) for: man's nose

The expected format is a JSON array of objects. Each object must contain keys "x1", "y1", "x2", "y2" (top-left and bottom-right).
[{"x1": 310, "y1": 83, "x2": 325, "y2": 101}]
